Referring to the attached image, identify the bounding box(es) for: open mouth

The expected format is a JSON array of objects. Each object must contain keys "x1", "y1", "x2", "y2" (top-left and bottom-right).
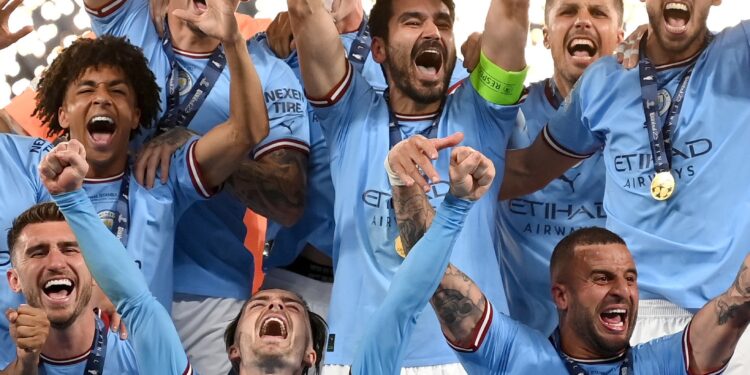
[
  {"x1": 413, "y1": 42, "x2": 444, "y2": 78},
  {"x1": 566, "y1": 37, "x2": 598, "y2": 60},
  {"x1": 86, "y1": 115, "x2": 116, "y2": 147},
  {"x1": 663, "y1": 2, "x2": 691, "y2": 34},
  {"x1": 193, "y1": 0, "x2": 207, "y2": 11},
  {"x1": 259, "y1": 316, "x2": 288, "y2": 339},
  {"x1": 599, "y1": 308, "x2": 627, "y2": 332},
  {"x1": 42, "y1": 278, "x2": 75, "y2": 301}
]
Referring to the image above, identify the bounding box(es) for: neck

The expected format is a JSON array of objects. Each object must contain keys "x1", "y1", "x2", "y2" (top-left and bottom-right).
[
  {"x1": 551, "y1": 74, "x2": 572, "y2": 100},
  {"x1": 41, "y1": 312, "x2": 95, "y2": 360},
  {"x1": 388, "y1": 88, "x2": 442, "y2": 116},
  {"x1": 86, "y1": 158, "x2": 128, "y2": 179},
  {"x1": 558, "y1": 325, "x2": 626, "y2": 360},
  {"x1": 239, "y1": 363, "x2": 299, "y2": 375},
  {"x1": 645, "y1": 29, "x2": 708, "y2": 66},
  {"x1": 166, "y1": 13, "x2": 221, "y2": 53},
  {"x1": 335, "y1": 3, "x2": 365, "y2": 34}
]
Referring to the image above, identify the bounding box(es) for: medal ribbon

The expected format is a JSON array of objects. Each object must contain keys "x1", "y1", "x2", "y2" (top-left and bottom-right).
[
  {"x1": 549, "y1": 327, "x2": 632, "y2": 375},
  {"x1": 110, "y1": 165, "x2": 130, "y2": 247},
  {"x1": 39, "y1": 316, "x2": 108, "y2": 374},
  {"x1": 347, "y1": 13, "x2": 371, "y2": 73},
  {"x1": 384, "y1": 88, "x2": 444, "y2": 149},
  {"x1": 637, "y1": 35, "x2": 697, "y2": 175},
  {"x1": 157, "y1": 19, "x2": 227, "y2": 133}
]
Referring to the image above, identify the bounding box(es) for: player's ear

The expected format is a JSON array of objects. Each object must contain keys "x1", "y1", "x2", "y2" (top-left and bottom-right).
[
  {"x1": 302, "y1": 343, "x2": 316, "y2": 368},
  {"x1": 371, "y1": 37, "x2": 387, "y2": 64},
  {"x1": 58, "y1": 106, "x2": 71, "y2": 130},
  {"x1": 7, "y1": 269, "x2": 22, "y2": 293},
  {"x1": 228, "y1": 343, "x2": 240, "y2": 362},
  {"x1": 551, "y1": 283, "x2": 568, "y2": 310},
  {"x1": 542, "y1": 26, "x2": 551, "y2": 49}
]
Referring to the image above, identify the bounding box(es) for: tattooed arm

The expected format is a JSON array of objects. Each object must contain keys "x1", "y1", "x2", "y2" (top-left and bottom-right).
[
  {"x1": 688, "y1": 255, "x2": 750, "y2": 373},
  {"x1": 227, "y1": 148, "x2": 308, "y2": 226}
]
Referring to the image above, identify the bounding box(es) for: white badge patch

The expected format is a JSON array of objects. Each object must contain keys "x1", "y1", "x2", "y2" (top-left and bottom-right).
[
  {"x1": 656, "y1": 88, "x2": 672, "y2": 117},
  {"x1": 178, "y1": 69, "x2": 194, "y2": 97}
]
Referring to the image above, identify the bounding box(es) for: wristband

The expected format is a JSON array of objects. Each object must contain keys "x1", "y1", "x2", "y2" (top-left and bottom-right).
[
  {"x1": 384, "y1": 156, "x2": 407, "y2": 187},
  {"x1": 470, "y1": 50, "x2": 528, "y2": 105}
]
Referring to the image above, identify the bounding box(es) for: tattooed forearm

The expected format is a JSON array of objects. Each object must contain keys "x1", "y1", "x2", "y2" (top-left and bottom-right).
[
  {"x1": 431, "y1": 264, "x2": 486, "y2": 345},
  {"x1": 716, "y1": 262, "x2": 750, "y2": 325},
  {"x1": 732, "y1": 264, "x2": 750, "y2": 297},
  {"x1": 392, "y1": 185, "x2": 435, "y2": 255},
  {"x1": 227, "y1": 148, "x2": 307, "y2": 226}
]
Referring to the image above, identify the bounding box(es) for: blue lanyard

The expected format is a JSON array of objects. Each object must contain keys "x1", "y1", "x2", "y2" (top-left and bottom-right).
[
  {"x1": 110, "y1": 166, "x2": 130, "y2": 247},
  {"x1": 40, "y1": 316, "x2": 108, "y2": 374},
  {"x1": 637, "y1": 35, "x2": 699, "y2": 174},
  {"x1": 347, "y1": 13, "x2": 371, "y2": 73},
  {"x1": 549, "y1": 328, "x2": 632, "y2": 375},
  {"x1": 545, "y1": 78, "x2": 563, "y2": 110},
  {"x1": 157, "y1": 19, "x2": 227, "y2": 133},
  {"x1": 383, "y1": 88, "x2": 443, "y2": 149}
]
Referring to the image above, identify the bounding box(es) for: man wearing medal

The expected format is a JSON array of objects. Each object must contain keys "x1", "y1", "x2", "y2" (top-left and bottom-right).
[
  {"x1": 288, "y1": 0, "x2": 527, "y2": 373},
  {"x1": 501, "y1": 0, "x2": 750, "y2": 372},
  {"x1": 82, "y1": 0, "x2": 311, "y2": 371}
]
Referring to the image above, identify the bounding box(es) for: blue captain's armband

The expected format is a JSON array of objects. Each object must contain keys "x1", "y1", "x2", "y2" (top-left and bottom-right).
[{"x1": 470, "y1": 51, "x2": 528, "y2": 105}]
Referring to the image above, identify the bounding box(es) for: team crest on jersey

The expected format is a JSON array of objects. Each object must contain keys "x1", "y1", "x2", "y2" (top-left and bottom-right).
[
  {"x1": 656, "y1": 88, "x2": 672, "y2": 116},
  {"x1": 98, "y1": 210, "x2": 116, "y2": 230},
  {"x1": 178, "y1": 70, "x2": 193, "y2": 97}
]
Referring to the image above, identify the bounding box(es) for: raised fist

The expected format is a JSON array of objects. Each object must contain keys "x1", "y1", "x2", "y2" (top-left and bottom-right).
[
  {"x1": 448, "y1": 147, "x2": 495, "y2": 201},
  {"x1": 7, "y1": 304, "x2": 49, "y2": 361},
  {"x1": 39, "y1": 140, "x2": 89, "y2": 195}
]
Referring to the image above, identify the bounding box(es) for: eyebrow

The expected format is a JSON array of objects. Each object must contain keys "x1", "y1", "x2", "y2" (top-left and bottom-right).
[
  {"x1": 24, "y1": 241, "x2": 79, "y2": 255},
  {"x1": 76, "y1": 79, "x2": 129, "y2": 88},
  {"x1": 250, "y1": 295, "x2": 305, "y2": 306},
  {"x1": 398, "y1": 11, "x2": 427, "y2": 22}
]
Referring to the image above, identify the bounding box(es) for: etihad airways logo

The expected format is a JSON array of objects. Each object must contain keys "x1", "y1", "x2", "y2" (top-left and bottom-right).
[
  {"x1": 362, "y1": 182, "x2": 450, "y2": 228},
  {"x1": 613, "y1": 138, "x2": 712, "y2": 173}
]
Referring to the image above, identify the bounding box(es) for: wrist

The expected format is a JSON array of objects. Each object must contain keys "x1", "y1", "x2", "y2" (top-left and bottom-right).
[
  {"x1": 384, "y1": 156, "x2": 407, "y2": 187},
  {"x1": 222, "y1": 32, "x2": 245, "y2": 50}
]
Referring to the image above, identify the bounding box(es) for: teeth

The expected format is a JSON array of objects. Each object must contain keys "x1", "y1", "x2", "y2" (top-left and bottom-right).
[
  {"x1": 605, "y1": 309, "x2": 626, "y2": 314},
  {"x1": 91, "y1": 116, "x2": 114, "y2": 124},
  {"x1": 665, "y1": 2, "x2": 688, "y2": 11},
  {"x1": 571, "y1": 39, "x2": 594, "y2": 47},
  {"x1": 261, "y1": 317, "x2": 287, "y2": 337},
  {"x1": 44, "y1": 279, "x2": 72, "y2": 289}
]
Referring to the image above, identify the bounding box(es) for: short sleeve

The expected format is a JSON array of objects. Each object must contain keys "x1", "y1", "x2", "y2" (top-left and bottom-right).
[
  {"x1": 164, "y1": 136, "x2": 215, "y2": 213},
  {"x1": 251, "y1": 57, "x2": 310, "y2": 160},
  {"x1": 543, "y1": 78, "x2": 602, "y2": 159},
  {"x1": 452, "y1": 301, "x2": 512, "y2": 374}
]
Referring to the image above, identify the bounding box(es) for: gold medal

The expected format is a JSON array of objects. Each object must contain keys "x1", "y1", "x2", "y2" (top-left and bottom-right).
[
  {"x1": 395, "y1": 235, "x2": 406, "y2": 258},
  {"x1": 650, "y1": 171, "x2": 676, "y2": 201}
]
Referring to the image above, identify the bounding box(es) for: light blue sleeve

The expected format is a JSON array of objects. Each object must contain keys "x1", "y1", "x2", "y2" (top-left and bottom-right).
[
  {"x1": 351, "y1": 194, "x2": 474, "y2": 375},
  {"x1": 164, "y1": 136, "x2": 214, "y2": 216},
  {"x1": 543, "y1": 78, "x2": 602, "y2": 159},
  {"x1": 251, "y1": 42, "x2": 310, "y2": 160},
  {"x1": 53, "y1": 189, "x2": 192, "y2": 375}
]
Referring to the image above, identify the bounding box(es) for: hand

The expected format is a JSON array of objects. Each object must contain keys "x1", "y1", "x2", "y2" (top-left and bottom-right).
[
  {"x1": 267, "y1": 11, "x2": 295, "y2": 58},
  {"x1": 387, "y1": 132, "x2": 464, "y2": 192},
  {"x1": 135, "y1": 127, "x2": 194, "y2": 188},
  {"x1": 7, "y1": 305, "x2": 49, "y2": 361},
  {"x1": 461, "y1": 32, "x2": 482, "y2": 73},
  {"x1": 614, "y1": 24, "x2": 647, "y2": 70},
  {"x1": 151, "y1": 0, "x2": 169, "y2": 37},
  {"x1": 448, "y1": 147, "x2": 495, "y2": 201},
  {"x1": 171, "y1": 0, "x2": 240, "y2": 44},
  {"x1": 0, "y1": 0, "x2": 33, "y2": 50},
  {"x1": 39, "y1": 140, "x2": 88, "y2": 195},
  {"x1": 93, "y1": 286, "x2": 128, "y2": 339}
]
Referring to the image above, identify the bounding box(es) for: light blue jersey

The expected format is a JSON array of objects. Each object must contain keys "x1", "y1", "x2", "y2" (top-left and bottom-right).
[
  {"x1": 310, "y1": 61, "x2": 517, "y2": 367},
  {"x1": 499, "y1": 79, "x2": 606, "y2": 335},
  {"x1": 0, "y1": 134, "x2": 52, "y2": 368},
  {"x1": 456, "y1": 302, "x2": 699, "y2": 374},
  {"x1": 543, "y1": 21, "x2": 750, "y2": 309},
  {"x1": 81, "y1": 137, "x2": 210, "y2": 310},
  {"x1": 353, "y1": 195, "x2": 474, "y2": 375},
  {"x1": 87, "y1": 0, "x2": 310, "y2": 300},
  {"x1": 37, "y1": 327, "x2": 139, "y2": 374},
  {"x1": 265, "y1": 29, "x2": 468, "y2": 267},
  {"x1": 55, "y1": 189, "x2": 193, "y2": 374}
]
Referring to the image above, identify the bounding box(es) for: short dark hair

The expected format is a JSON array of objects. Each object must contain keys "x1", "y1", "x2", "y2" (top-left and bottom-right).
[
  {"x1": 549, "y1": 227, "x2": 626, "y2": 283},
  {"x1": 369, "y1": 0, "x2": 456, "y2": 42},
  {"x1": 33, "y1": 35, "x2": 161, "y2": 138},
  {"x1": 224, "y1": 293, "x2": 328, "y2": 374},
  {"x1": 544, "y1": 0, "x2": 624, "y2": 26},
  {"x1": 7, "y1": 203, "x2": 66, "y2": 265}
]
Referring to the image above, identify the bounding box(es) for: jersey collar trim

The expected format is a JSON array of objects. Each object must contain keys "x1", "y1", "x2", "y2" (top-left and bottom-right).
[
  {"x1": 84, "y1": 171, "x2": 126, "y2": 184},
  {"x1": 173, "y1": 46, "x2": 215, "y2": 59},
  {"x1": 40, "y1": 349, "x2": 92, "y2": 365}
]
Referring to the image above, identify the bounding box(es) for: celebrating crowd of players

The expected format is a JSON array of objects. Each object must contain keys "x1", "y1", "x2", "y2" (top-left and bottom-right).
[{"x1": 1, "y1": 0, "x2": 749, "y2": 374}]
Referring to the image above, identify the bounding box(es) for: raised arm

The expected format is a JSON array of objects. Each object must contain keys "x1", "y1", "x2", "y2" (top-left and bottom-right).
[
  {"x1": 482, "y1": 0, "x2": 528, "y2": 72},
  {"x1": 172, "y1": 0, "x2": 269, "y2": 188},
  {"x1": 287, "y1": 0, "x2": 347, "y2": 99},
  {"x1": 687, "y1": 253, "x2": 750, "y2": 373},
  {"x1": 353, "y1": 147, "x2": 494, "y2": 374},
  {"x1": 499, "y1": 134, "x2": 580, "y2": 200},
  {"x1": 40, "y1": 140, "x2": 192, "y2": 374}
]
